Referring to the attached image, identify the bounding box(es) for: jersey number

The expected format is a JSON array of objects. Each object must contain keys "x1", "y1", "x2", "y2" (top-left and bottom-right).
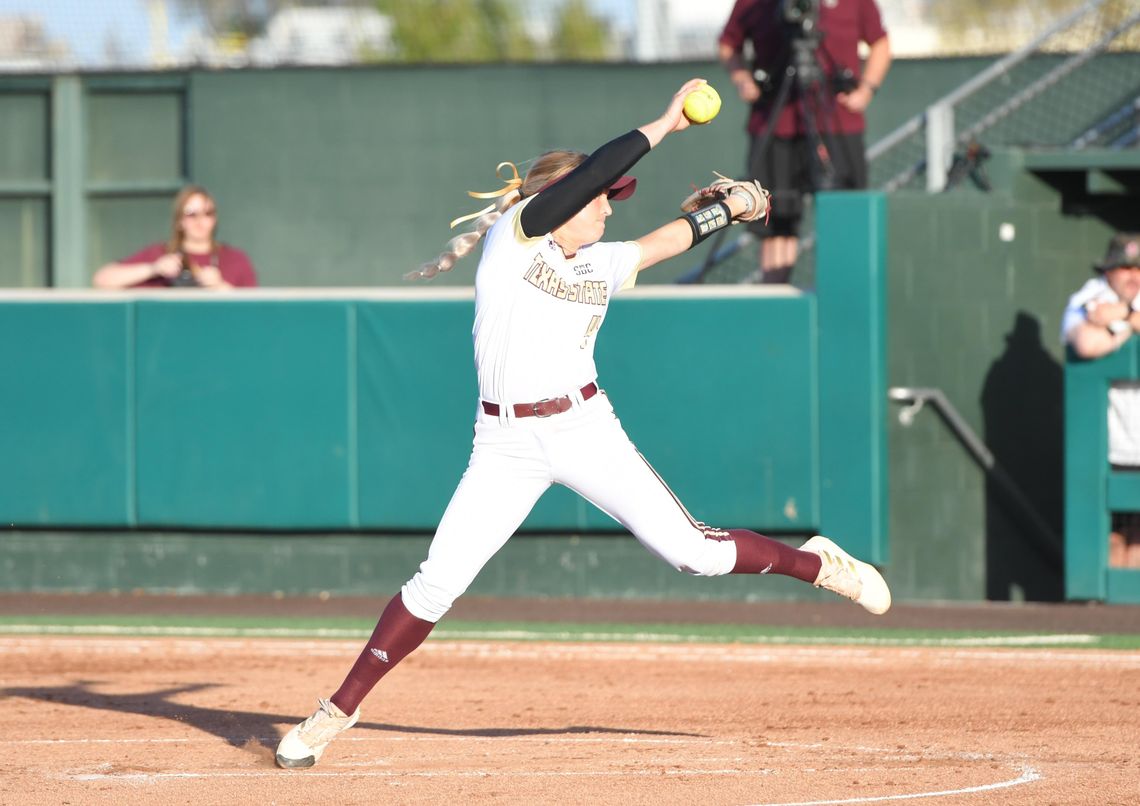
[{"x1": 580, "y1": 315, "x2": 602, "y2": 349}]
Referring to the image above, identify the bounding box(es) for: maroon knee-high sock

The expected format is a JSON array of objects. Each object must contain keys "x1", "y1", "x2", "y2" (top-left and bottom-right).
[
  {"x1": 330, "y1": 593, "x2": 435, "y2": 715},
  {"x1": 727, "y1": 529, "x2": 821, "y2": 582}
]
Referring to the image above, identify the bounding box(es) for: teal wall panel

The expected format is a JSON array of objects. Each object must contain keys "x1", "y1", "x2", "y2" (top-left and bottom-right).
[
  {"x1": 583, "y1": 292, "x2": 818, "y2": 532},
  {"x1": 1065, "y1": 342, "x2": 1136, "y2": 601},
  {"x1": 1, "y1": 292, "x2": 832, "y2": 539},
  {"x1": 356, "y1": 298, "x2": 479, "y2": 527},
  {"x1": 134, "y1": 300, "x2": 353, "y2": 528},
  {"x1": 817, "y1": 193, "x2": 887, "y2": 562},
  {"x1": 0, "y1": 302, "x2": 131, "y2": 524}
]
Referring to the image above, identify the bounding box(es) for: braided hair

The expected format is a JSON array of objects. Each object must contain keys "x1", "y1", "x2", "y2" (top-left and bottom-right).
[{"x1": 405, "y1": 150, "x2": 587, "y2": 281}]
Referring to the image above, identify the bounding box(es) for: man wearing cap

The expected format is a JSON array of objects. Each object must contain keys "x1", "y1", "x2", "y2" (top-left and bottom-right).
[
  {"x1": 1062, "y1": 233, "x2": 1140, "y2": 358},
  {"x1": 1061, "y1": 232, "x2": 1140, "y2": 567}
]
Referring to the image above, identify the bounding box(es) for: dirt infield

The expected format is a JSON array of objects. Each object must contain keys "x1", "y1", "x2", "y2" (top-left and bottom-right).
[{"x1": 2, "y1": 594, "x2": 1139, "y2": 805}]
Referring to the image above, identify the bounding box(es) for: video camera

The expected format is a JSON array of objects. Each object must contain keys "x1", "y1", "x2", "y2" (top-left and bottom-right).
[
  {"x1": 769, "y1": 0, "x2": 858, "y2": 95},
  {"x1": 781, "y1": 0, "x2": 820, "y2": 34}
]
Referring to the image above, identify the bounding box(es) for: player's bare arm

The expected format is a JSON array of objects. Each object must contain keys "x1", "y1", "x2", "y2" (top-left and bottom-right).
[
  {"x1": 520, "y1": 79, "x2": 705, "y2": 242},
  {"x1": 636, "y1": 78, "x2": 705, "y2": 146},
  {"x1": 636, "y1": 193, "x2": 754, "y2": 271}
]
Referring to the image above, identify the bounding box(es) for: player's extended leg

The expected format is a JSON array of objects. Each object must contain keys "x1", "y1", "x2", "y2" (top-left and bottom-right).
[
  {"x1": 550, "y1": 396, "x2": 889, "y2": 613},
  {"x1": 276, "y1": 417, "x2": 553, "y2": 769}
]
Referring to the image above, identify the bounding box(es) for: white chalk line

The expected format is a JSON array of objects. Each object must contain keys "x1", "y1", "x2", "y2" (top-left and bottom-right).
[
  {"x1": 51, "y1": 739, "x2": 1044, "y2": 806},
  {"x1": 744, "y1": 765, "x2": 1041, "y2": 805},
  {"x1": 0, "y1": 622, "x2": 1109, "y2": 648},
  {"x1": 65, "y1": 767, "x2": 775, "y2": 782}
]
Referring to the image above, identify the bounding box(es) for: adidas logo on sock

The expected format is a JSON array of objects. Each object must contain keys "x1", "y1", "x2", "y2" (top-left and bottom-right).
[{"x1": 370, "y1": 648, "x2": 390, "y2": 663}]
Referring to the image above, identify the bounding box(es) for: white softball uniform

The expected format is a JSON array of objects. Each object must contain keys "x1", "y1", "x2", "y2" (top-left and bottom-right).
[{"x1": 401, "y1": 199, "x2": 738, "y2": 623}]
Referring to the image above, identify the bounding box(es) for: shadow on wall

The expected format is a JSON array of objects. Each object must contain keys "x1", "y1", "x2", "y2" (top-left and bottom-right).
[{"x1": 980, "y1": 311, "x2": 1065, "y2": 601}]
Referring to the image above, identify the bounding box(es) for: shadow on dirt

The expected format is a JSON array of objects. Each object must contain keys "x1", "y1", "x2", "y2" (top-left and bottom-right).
[{"x1": 3, "y1": 681, "x2": 705, "y2": 754}]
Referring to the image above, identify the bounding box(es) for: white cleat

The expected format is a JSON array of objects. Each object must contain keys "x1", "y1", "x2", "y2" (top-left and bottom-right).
[
  {"x1": 276, "y1": 698, "x2": 360, "y2": 769},
  {"x1": 800, "y1": 535, "x2": 892, "y2": 615}
]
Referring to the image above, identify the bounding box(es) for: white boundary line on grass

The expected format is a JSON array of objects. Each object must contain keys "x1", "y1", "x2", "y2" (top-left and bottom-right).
[
  {"x1": 0, "y1": 623, "x2": 1114, "y2": 648},
  {"x1": 2, "y1": 636, "x2": 1138, "y2": 666}
]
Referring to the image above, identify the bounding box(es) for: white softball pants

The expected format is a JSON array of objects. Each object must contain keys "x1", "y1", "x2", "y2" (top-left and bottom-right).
[{"x1": 401, "y1": 389, "x2": 738, "y2": 623}]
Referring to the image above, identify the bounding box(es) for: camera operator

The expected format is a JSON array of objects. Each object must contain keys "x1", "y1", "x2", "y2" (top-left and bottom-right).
[{"x1": 718, "y1": 0, "x2": 891, "y2": 284}]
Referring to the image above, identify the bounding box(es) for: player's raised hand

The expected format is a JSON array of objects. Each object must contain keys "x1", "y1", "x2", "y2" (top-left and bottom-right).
[{"x1": 638, "y1": 78, "x2": 708, "y2": 147}]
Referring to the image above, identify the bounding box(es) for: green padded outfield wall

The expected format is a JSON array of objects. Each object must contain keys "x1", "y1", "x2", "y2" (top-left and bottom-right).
[
  {"x1": 0, "y1": 300, "x2": 131, "y2": 524},
  {"x1": 0, "y1": 289, "x2": 822, "y2": 536}
]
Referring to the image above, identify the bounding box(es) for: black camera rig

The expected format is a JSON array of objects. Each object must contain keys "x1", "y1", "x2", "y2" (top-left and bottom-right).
[
  {"x1": 782, "y1": 0, "x2": 821, "y2": 32},
  {"x1": 752, "y1": 0, "x2": 855, "y2": 97}
]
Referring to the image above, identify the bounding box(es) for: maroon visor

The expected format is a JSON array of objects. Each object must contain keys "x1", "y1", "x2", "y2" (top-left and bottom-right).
[
  {"x1": 536, "y1": 173, "x2": 637, "y2": 201},
  {"x1": 606, "y1": 175, "x2": 637, "y2": 201}
]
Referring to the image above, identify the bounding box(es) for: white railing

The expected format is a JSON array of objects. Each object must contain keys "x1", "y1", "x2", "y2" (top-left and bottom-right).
[{"x1": 868, "y1": 0, "x2": 1140, "y2": 192}]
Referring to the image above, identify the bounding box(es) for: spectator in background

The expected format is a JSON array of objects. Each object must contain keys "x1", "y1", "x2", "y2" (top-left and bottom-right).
[
  {"x1": 1061, "y1": 232, "x2": 1140, "y2": 568},
  {"x1": 718, "y1": 0, "x2": 891, "y2": 284},
  {"x1": 93, "y1": 185, "x2": 257, "y2": 290}
]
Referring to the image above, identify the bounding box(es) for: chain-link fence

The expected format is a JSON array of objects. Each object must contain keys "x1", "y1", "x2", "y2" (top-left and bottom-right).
[{"x1": 869, "y1": 0, "x2": 1140, "y2": 192}]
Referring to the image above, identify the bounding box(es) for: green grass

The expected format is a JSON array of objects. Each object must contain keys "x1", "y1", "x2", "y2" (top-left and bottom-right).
[{"x1": 2, "y1": 614, "x2": 1139, "y2": 649}]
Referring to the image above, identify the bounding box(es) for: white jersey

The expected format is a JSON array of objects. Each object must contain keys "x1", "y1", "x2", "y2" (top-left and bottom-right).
[
  {"x1": 1060, "y1": 275, "x2": 1118, "y2": 345},
  {"x1": 472, "y1": 197, "x2": 642, "y2": 404}
]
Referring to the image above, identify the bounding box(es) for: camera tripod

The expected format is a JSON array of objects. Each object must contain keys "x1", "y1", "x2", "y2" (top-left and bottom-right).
[
  {"x1": 679, "y1": 25, "x2": 839, "y2": 285},
  {"x1": 755, "y1": 30, "x2": 838, "y2": 194}
]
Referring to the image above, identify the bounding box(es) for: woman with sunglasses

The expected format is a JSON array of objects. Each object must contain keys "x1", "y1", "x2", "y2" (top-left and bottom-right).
[
  {"x1": 93, "y1": 185, "x2": 258, "y2": 289},
  {"x1": 275, "y1": 78, "x2": 890, "y2": 771}
]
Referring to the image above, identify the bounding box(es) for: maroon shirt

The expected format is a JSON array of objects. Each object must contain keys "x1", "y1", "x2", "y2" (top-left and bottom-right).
[
  {"x1": 719, "y1": 0, "x2": 887, "y2": 137},
  {"x1": 120, "y1": 243, "x2": 259, "y2": 288}
]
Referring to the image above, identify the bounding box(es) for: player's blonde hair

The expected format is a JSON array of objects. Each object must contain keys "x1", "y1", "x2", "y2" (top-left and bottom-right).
[{"x1": 405, "y1": 150, "x2": 587, "y2": 281}]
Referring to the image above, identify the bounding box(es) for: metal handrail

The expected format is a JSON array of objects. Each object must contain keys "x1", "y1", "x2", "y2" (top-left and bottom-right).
[
  {"x1": 867, "y1": 0, "x2": 1112, "y2": 190},
  {"x1": 888, "y1": 386, "x2": 1062, "y2": 567}
]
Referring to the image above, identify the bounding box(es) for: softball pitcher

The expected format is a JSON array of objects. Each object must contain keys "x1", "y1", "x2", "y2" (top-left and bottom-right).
[{"x1": 276, "y1": 78, "x2": 890, "y2": 769}]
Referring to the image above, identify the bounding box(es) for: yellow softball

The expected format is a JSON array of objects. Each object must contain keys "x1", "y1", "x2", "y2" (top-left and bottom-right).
[{"x1": 683, "y1": 83, "x2": 722, "y2": 125}]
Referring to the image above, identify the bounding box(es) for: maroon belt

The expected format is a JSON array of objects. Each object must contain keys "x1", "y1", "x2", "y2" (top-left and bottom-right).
[{"x1": 482, "y1": 382, "x2": 598, "y2": 419}]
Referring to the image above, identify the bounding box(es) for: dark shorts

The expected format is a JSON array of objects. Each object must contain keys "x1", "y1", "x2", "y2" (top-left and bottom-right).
[{"x1": 746, "y1": 131, "x2": 867, "y2": 237}]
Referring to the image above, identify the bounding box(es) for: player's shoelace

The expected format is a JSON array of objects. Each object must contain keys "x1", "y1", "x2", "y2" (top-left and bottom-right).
[
  {"x1": 296, "y1": 699, "x2": 354, "y2": 747},
  {"x1": 813, "y1": 549, "x2": 863, "y2": 601}
]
